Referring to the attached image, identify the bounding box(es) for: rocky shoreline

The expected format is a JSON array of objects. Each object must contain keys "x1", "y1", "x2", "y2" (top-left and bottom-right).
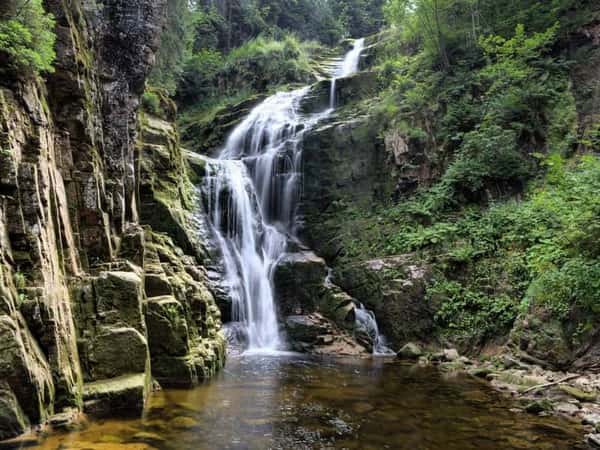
[{"x1": 397, "y1": 343, "x2": 600, "y2": 448}]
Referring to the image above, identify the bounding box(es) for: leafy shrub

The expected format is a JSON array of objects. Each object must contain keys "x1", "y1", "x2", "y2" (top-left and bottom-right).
[
  {"x1": 0, "y1": 0, "x2": 56, "y2": 75},
  {"x1": 443, "y1": 125, "x2": 532, "y2": 196},
  {"x1": 141, "y1": 91, "x2": 161, "y2": 115},
  {"x1": 178, "y1": 34, "x2": 318, "y2": 106},
  {"x1": 431, "y1": 280, "x2": 519, "y2": 342},
  {"x1": 526, "y1": 259, "x2": 600, "y2": 320}
]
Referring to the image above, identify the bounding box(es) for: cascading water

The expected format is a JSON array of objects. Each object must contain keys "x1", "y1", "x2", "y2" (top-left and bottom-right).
[
  {"x1": 354, "y1": 304, "x2": 396, "y2": 356},
  {"x1": 203, "y1": 89, "x2": 312, "y2": 352},
  {"x1": 330, "y1": 38, "x2": 365, "y2": 108},
  {"x1": 203, "y1": 39, "x2": 384, "y2": 354}
]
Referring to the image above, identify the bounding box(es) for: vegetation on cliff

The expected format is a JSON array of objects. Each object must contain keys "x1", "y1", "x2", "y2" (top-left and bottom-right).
[
  {"x1": 317, "y1": 0, "x2": 600, "y2": 352},
  {"x1": 0, "y1": 0, "x2": 56, "y2": 76},
  {"x1": 146, "y1": 0, "x2": 599, "y2": 357}
]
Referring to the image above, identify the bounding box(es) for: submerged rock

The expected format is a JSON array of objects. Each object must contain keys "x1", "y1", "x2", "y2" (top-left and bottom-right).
[{"x1": 397, "y1": 343, "x2": 423, "y2": 360}]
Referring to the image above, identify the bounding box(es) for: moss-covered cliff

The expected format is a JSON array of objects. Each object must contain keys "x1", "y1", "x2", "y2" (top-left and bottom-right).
[{"x1": 0, "y1": 0, "x2": 224, "y2": 440}]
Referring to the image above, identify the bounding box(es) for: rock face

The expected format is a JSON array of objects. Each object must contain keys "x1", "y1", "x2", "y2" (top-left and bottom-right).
[
  {"x1": 0, "y1": 0, "x2": 224, "y2": 440},
  {"x1": 300, "y1": 109, "x2": 396, "y2": 260},
  {"x1": 335, "y1": 256, "x2": 434, "y2": 346}
]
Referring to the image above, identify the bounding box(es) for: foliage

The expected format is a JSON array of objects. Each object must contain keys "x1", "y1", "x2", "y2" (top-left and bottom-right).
[
  {"x1": 141, "y1": 91, "x2": 161, "y2": 115},
  {"x1": 177, "y1": 34, "x2": 317, "y2": 106},
  {"x1": 430, "y1": 280, "x2": 519, "y2": 342},
  {"x1": 149, "y1": 0, "x2": 194, "y2": 93},
  {"x1": 342, "y1": 154, "x2": 600, "y2": 341},
  {"x1": 0, "y1": 0, "x2": 56, "y2": 76}
]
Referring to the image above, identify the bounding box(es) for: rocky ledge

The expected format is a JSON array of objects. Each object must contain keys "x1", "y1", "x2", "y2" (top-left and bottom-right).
[{"x1": 397, "y1": 343, "x2": 600, "y2": 448}]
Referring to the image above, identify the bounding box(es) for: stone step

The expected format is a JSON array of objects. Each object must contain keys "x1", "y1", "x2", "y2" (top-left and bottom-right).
[{"x1": 82, "y1": 373, "x2": 148, "y2": 419}]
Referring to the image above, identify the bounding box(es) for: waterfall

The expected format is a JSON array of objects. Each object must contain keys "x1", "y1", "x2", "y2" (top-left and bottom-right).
[
  {"x1": 330, "y1": 38, "x2": 365, "y2": 109},
  {"x1": 203, "y1": 40, "x2": 366, "y2": 353},
  {"x1": 354, "y1": 304, "x2": 396, "y2": 356}
]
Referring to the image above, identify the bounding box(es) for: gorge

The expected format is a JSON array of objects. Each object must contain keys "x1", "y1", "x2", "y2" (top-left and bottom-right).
[{"x1": 1, "y1": 0, "x2": 600, "y2": 448}]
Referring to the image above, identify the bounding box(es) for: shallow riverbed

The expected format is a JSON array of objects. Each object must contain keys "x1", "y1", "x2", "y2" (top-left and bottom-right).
[{"x1": 27, "y1": 355, "x2": 586, "y2": 449}]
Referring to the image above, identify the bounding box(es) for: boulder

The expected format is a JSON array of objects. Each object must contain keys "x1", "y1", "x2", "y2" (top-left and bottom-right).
[
  {"x1": 82, "y1": 374, "x2": 148, "y2": 419},
  {"x1": 94, "y1": 272, "x2": 145, "y2": 333},
  {"x1": 284, "y1": 314, "x2": 367, "y2": 355},
  {"x1": 274, "y1": 251, "x2": 327, "y2": 315},
  {"x1": 145, "y1": 296, "x2": 199, "y2": 387},
  {"x1": 0, "y1": 382, "x2": 29, "y2": 440},
  {"x1": 285, "y1": 315, "x2": 330, "y2": 343},
  {"x1": 145, "y1": 296, "x2": 190, "y2": 357},
  {"x1": 589, "y1": 434, "x2": 600, "y2": 449},
  {"x1": 273, "y1": 251, "x2": 359, "y2": 333},
  {"x1": 509, "y1": 311, "x2": 573, "y2": 371},
  {"x1": 334, "y1": 256, "x2": 433, "y2": 348},
  {"x1": 444, "y1": 349, "x2": 460, "y2": 362},
  {"x1": 88, "y1": 327, "x2": 149, "y2": 380},
  {"x1": 554, "y1": 402, "x2": 580, "y2": 416},
  {"x1": 397, "y1": 343, "x2": 423, "y2": 360}
]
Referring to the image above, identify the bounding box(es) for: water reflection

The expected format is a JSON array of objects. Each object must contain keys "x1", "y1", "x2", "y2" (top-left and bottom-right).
[{"x1": 28, "y1": 355, "x2": 586, "y2": 450}]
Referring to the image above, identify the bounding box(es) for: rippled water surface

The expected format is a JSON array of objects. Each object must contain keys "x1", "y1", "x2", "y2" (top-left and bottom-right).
[{"x1": 30, "y1": 355, "x2": 586, "y2": 450}]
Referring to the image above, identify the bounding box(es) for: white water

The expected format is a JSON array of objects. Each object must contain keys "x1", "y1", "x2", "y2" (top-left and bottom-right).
[
  {"x1": 204, "y1": 39, "x2": 372, "y2": 353},
  {"x1": 354, "y1": 304, "x2": 396, "y2": 356},
  {"x1": 330, "y1": 38, "x2": 365, "y2": 109}
]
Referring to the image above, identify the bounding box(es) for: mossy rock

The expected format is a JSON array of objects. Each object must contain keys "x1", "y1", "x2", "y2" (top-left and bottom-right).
[
  {"x1": 83, "y1": 374, "x2": 148, "y2": 419},
  {"x1": 88, "y1": 327, "x2": 149, "y2": 380},
  {"x1": 0, "y1": 382, "x2": 29, "y2": 440},
  {"x1": 524, "y1": 399, "x2": 554, "y2": 414},
  {"x1": 559, "y1": 385, "x2": 598, "y2": 402}
]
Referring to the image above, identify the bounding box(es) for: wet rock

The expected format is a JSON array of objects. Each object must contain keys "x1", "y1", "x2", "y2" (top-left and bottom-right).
[
  {"x1": 583, "y1": 413, "x2": 600, "y2": 427},
  {"x1": 274, "y1": 252, "x2": 328, "y2": 316},
  {"x1": 333, "y1": 257, "x2": 433, "y2": 348},
  {"x1": 168, "y1": 416, "x2": 198, "y2": 429},
  {"x1": 554, "y1": 402, "x2": 580, "y2": 416},
  {"x1": 502, "y1": 355, "x2": 525, "y2": 370},
  {"x1": 88, "y1": 327, "x2": 149, "y2": 380},
  {"x1": 588, "y1": 433, "x2": 600, "y2": 448},
  {"x1": 284, "y1": 314, "x2": 367, "y2": 355},
  {"x1": 285, "y1": 315, "x2": 330, "y2": 343},
  {"x1": 444, "y1": 349, "x2": 460, "y2": 362},
  {"x1": 525, "y1": 399, "x2": 554, "y2": 414},
  {"x1": 469, "y1": 367, "x2": 494, "y2": 379},
  {"x1": 48, "y1": 408, "x2": 81, "y2": 431},
  {"x1": 131, "y1": 432, "x2": 166, "y2": 444},
  {"x1": 559, "y1": 385, "x2": 597, "y2": 402},
  {"x1": 0, "y1": 382, "x2": 29, "y2": 440},
  {"x1": 397, "y1": 343, "x2": 423, "y2": 360},
  {"x1": 83, "y1": 374, "x2": 148, "y2": 419}
]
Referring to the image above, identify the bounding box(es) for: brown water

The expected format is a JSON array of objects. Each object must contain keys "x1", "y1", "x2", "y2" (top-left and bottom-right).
[{"x1": 25, "y1": 355, "x2": 586, "y2": 450}]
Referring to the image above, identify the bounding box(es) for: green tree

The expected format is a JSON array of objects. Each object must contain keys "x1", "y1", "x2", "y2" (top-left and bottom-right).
[
  {"x1": 149, "y1": 0, "x2": 195, "y2": 93},
  {"x1": 0, "y1": 0, "x2": 56, "y2": 76}
]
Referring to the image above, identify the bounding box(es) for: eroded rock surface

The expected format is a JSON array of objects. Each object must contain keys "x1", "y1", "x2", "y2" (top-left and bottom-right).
[{"x1": 0, "y1": 0, "x2": 224, "y2": 440}]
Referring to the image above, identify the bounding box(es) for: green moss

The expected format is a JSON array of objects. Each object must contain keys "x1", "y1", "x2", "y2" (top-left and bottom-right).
[{"x1": 559, "y1": 385, "x2": 598, "y2": 402}]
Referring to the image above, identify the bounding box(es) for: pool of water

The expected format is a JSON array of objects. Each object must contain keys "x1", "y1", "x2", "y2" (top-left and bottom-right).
[{"x1": 28, "y1": 355, "x2": 586, "y2": 449}]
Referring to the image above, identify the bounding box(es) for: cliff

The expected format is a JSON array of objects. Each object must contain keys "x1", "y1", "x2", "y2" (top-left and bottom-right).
[{"x1": 0, "y1": 0, "x2": 224, "y2": 440}]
